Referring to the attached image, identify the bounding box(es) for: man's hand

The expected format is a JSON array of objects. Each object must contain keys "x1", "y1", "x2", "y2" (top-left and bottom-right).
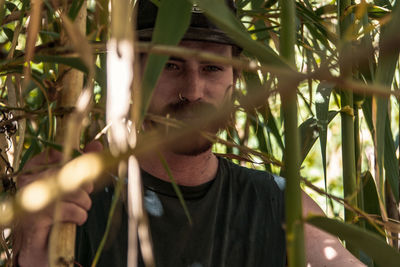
[{"x1": 16, "y1": 141, "x2": 102, "y2": 267}]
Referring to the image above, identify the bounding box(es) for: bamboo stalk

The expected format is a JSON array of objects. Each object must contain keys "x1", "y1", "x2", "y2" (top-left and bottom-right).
[
  {"x1": 95, "y1": 0, "x2": 109, "y2": 112},
  {"x1": 106, "y1": 0, "x2": 155, "y2": 266},
  {"x1": 279, "y1": 0, "x2": 305, "y2": 266},
  {"x1": 48, "y1": 3, "x2": 87, "y2": 267},
  {"x1": 338, "y1": 0, "x2": 359, "y2": 255}
]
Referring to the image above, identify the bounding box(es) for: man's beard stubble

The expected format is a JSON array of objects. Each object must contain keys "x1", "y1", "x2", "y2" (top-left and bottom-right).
[{"x1": 146, "y1": 99, "x2": 231, "y2": 156}]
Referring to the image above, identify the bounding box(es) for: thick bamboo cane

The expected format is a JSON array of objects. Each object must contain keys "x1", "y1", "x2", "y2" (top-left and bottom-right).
[
  {"x1": 338, "y1": 0, "x2": 359, "y2": 256},
  {"x1": 48, "y1": 5, "x2": 87, "y2": 267},
  {"x1": 279, "y1": 0, "x2": 306, "y2": 266}
]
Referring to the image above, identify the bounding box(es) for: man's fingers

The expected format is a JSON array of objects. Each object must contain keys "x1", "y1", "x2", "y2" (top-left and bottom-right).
[
  {"x1": 64, "y1": 188, "x2": 92, "y2": 211},
  {"x1": 81, "y1": 182, "x2": 94, "y2": 194},
  {"x1": 56, "y1": 202, "x2": 88, "y2": 226}
]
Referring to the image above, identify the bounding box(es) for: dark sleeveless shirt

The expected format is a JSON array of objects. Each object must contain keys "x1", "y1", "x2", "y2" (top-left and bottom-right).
[{"x1": 75, "y1": 157, "x2": 286, "y2": 267}]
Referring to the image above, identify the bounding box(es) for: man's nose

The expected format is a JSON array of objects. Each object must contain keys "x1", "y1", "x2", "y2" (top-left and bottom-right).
[{"x1": 180, "y1": 68, "x2": 205, "y2": 102}]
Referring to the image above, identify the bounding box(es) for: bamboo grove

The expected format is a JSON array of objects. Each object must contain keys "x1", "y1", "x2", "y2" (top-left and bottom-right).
[{"x1": 0, "y1": 0, "x2": 400, "y2": 266}]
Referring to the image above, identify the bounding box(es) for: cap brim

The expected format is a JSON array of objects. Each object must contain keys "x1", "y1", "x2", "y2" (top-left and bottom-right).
[{"x1": 137, "y1": 27, "x2": 237, "y2": 46}]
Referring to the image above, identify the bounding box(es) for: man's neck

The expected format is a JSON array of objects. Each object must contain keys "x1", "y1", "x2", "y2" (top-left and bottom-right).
[{"x1": 138, "y1": 149, "x2": 219, "y2": 186}]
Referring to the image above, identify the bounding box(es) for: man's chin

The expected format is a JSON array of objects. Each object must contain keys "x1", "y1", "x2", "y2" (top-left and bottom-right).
[{"x1": 170, "y1": 139, "x2": 213, "y2": 156}]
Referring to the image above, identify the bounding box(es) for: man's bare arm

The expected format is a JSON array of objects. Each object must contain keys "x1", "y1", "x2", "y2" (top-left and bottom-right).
[{"x1": 302, "y1": 192, "x2": 366, "y2": 267}]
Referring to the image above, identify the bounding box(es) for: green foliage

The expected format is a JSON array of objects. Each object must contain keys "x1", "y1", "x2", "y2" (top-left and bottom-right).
[{"x1": 0, "y1": 0, "x2": 400, "y2": 266}]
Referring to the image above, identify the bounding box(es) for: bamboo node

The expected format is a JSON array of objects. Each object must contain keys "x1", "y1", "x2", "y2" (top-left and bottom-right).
[
  {"x1": 340, "y1": 105, "x2": 354, "y2": 117},
  {"x1": 56, "y1": 256, "x2": 74, "y2": 267}
]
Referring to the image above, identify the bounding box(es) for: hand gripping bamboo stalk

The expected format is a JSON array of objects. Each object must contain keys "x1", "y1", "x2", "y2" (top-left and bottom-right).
[{"x1": 48, "y1": 5, "x2": 87, "y2": 267}]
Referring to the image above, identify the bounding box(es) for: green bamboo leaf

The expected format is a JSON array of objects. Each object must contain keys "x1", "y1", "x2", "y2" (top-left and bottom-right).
[
  {"x1": 236, "y1": 0, "x2": 251, "y2": 9},
  {"x1": 33, "y1": 55, "x2": 88, "y2": 72},
  {"x1": 242, "y1": 71, "x2": 284, "y2": 151},
  {"x1": 299, "y1": 111, "x2": 338, "y2": 165},
  {"x1": 361, "y1": 97, "x2": 374, "y2": 137},
  {"x1": 241, "y1": 71, "x2": 270, "y2": 164},
  {"x1": 296, "y1": 2, "x2": 337, "y2": 47},
  {"x1": 194, "y1": 0, "x2": 290, "y2": 68},
  {"x1": 307, "y1": 216, "x2": 400, "y2": 267},
  {"x1": 361, "y1": 171, "x2": 382, "y2": 230},
  {"x1": 375, "y1": 0, "x2": 392, "y2": 9},
  {"x1": 68, "y1": 0, "x2": 85, "y2": 20},
  {"x1": 265, "y1": 104, "x2": 284, "y2": 151},
  {"x1": 32, "y1": 55, "x2": 106, "y2": 89},
  {"x1": 360, "y1": 96, "x2": 398, "y2": 201},
  {"x1": 3, "y1": 27, "x2": 14, "y2": 42},
  {"x1": 256, "y1": 117, "x2": 272, "y2": 172},
  {"x1": 360, "y1": 171, "x2": 381, "y2": 267},
  {"x1": 0, "y1": 68, "x2": 23, "y2": 78},
  {"x1": 384, "y1": 117, "x2": 398, "y2": 201},
  {"x1": 251, "y1": 20, "x2": 271, "y2": 43},
  {"x1": 315, "y1": 82, "x2": 334, "y2": 195},
  {"x1": 140, "y1": 0, "x2": 192, "y2": 120},
  {"x1": 39, "y1": 30, "x2": 60, "y2": 39},
  {"x1": 367, "y1": 5, "x2": 391, "y2": 19},
  {"x1": 299, "y1": 117, "x2": 318, "y2": 165},
  {"x1": 19, "y1": 138, "x2": 40, "y2": 171},
  {"x1": 4, "y1": 1, "x2": 17, "y2": 13},
  {"x1": 248, "y1": 0, "x2": 270, "y2": 42},
  {"x1": 344, "y1": 4, "x2": 390, "y2": 19},
  {"x1": 95, "y1": 66, "x2": 107, "y2": 93}
]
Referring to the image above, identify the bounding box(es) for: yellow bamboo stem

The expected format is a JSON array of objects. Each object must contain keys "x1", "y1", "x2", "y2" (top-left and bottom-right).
[{"x1": 48, "y1": 4, "x2": 87, "y2": 267}]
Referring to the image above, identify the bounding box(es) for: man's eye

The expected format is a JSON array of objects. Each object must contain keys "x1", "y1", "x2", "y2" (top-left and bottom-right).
[
  {"x1": 203, "y1": 65, "x2": 223, "y2": 72},
  {"x1": 165, "y1": 62, "x2": 179, "y2": 71}
]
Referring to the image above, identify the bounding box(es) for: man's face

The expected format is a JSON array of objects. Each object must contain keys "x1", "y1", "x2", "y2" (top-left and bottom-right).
[{"x1": 143, "y1": 40, "x2": 234, "y2": 155}]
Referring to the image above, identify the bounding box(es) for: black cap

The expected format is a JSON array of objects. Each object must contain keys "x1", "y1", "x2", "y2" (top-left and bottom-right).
[{"x1": 136, "y1": 0, "x2": 238, "y2": 46}]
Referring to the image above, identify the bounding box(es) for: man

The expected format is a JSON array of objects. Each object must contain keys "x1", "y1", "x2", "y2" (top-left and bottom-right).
[{"x1": 16, "y1": 0, "x2": 366, "y2": 266}]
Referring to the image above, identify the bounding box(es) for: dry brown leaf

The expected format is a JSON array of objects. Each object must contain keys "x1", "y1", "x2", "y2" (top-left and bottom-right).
[{"x1": 23, "y1": 0, "x2": 43, "y2": 88}]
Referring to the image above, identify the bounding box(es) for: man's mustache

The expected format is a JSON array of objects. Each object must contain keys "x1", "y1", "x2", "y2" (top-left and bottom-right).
[{"x1": 161, "y1": 100, "x2": 218, "y2": 119}]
